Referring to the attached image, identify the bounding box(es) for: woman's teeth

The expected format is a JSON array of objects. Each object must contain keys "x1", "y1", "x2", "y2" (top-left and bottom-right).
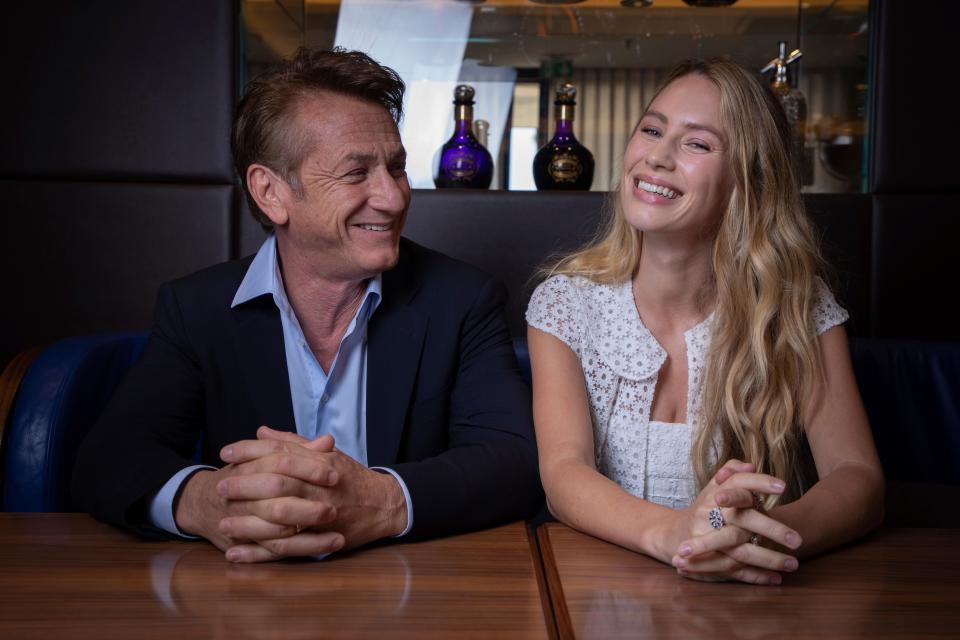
[{"x1": 635, "y1": 179, "x2": 679, "y2": 199}]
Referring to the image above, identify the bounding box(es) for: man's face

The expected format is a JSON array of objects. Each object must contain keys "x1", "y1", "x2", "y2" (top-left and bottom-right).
[{"x1": 279, "y1": 93, "x2": 410, "y2": 283}]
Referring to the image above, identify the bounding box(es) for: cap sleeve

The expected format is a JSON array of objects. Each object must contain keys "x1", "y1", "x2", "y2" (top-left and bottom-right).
[
  {"x1": 525, "y1": 275, "x2": 584, "y2": 357},
  {"x1": 813, "y1": 278, "x2": 849, "y2": 335}
]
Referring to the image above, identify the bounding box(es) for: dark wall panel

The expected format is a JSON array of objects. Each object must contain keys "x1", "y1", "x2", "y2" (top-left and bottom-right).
[
  {"x1": 806, "y1": 194, "x2": 872, "y2": 337},
  {"x1": 0, "y1": 1, "x2": 235, "y2": 182},
  {"x1": 0, "y1": 181, "x2": 233, "y2": 367},
  {"x1": 871, "y1": 194, "x2": 960, "y2": 340},
  {"x1": 869, "y1": 0, "x2": 960, "y2": 193},
  {"x1": 402, "y1": 190, "x2": 606, "y2": 336}
]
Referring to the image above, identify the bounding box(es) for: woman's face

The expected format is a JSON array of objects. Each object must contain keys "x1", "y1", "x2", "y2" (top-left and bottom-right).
[{"x1": 620, "y1": 74, "x2": 732, "y2": 241}]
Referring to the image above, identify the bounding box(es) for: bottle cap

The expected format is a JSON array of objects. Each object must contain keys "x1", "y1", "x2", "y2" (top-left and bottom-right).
[
  {"x1": 453, "y1": 84, "x2": 476, "y2": 105},
  {"x1": 555, "y1": 83, "x2": 577, "y2": 105}
]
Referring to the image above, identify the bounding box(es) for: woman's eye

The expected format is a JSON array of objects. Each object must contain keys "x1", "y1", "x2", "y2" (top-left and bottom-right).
[
  {"x1": 641, "y1": 127, "x2": 661, "y2": 138},
  {"x1": 687, "y1": 141, "x2": 710, "y2": 151}
]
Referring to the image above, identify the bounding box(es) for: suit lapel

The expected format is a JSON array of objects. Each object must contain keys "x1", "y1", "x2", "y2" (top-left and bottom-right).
[
  {"x1": 366, "y1": 243, "x2": 426, "y2": 466},
  {"x1": 231, "y1": 299, "x2": 296, "y2": 434}
]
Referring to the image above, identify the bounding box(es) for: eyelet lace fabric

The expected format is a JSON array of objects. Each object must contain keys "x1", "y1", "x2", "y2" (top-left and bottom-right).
[{"x1": 526, "y1": 274, "x2": 848, "y2": 509}]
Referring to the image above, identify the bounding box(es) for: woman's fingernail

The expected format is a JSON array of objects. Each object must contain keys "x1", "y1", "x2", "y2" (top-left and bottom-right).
[
  {"x1": 770, "y1": 574, "x2": 783, "y2": 585},
  {"x1": 222, "y1": 447, "x2": 233, "y2": 460},
  {"x1": 784, "y1": 558, "x2": 799, "y2": 571},
  {"x1": 785, "y1": 531, "x2": 801, "y2": 547},
  {"x1": 226, "y1": 549, "x2": 241, "y2": 562},
  {"x1": 771, "y1": 480, "x2": 786, "y2": 492},
  {"x1": 679, "y1": 544, "x2": 693, "y2": 557},
  {"x1": 672, "y1": 557, "x2": 687, "y2": 568}
]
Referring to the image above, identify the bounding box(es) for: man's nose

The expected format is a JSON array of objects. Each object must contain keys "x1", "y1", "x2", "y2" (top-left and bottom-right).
[{"x1": 369, "y1": 168, "x2": 409, "y2": 213}]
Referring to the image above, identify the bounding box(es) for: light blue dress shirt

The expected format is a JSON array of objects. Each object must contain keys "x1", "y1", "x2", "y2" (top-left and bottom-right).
[{"x1": 148, "y1": 234, "x2": 413, "y2": 538}]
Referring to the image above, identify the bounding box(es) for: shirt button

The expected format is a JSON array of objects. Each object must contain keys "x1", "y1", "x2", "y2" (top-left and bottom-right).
[{"x1": 321, "y1": 394, "x2": 330, "y2": 404}]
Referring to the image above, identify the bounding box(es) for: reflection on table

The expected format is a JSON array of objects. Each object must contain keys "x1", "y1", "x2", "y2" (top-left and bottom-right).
[
  {"x1": 538, "y1": 523, "x2": 960, "y2": 640},
  {"x1": 0, "y1": 514, "x2": 551, "y2": 640}
]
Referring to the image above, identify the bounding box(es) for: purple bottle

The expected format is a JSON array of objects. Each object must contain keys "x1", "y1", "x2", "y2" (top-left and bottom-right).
[
  {"x1": 533, "y1": 83, "x2": 594, "y2": 191},
  {"x1": 434, "y1": 84, "x2": 494, "y2": 189}
]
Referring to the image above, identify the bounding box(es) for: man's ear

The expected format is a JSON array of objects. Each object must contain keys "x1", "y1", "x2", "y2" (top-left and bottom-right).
[{"x1": 246, "y1": 164, "x2": 293, "y2": 226}]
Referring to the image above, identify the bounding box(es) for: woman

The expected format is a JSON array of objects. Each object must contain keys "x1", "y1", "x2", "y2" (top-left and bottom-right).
[{"x1": 526, "y1": 59, "x2": 884, "y2": 585}]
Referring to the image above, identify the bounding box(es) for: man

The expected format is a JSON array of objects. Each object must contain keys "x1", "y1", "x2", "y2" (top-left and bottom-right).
[{"x1": 72, "y1": 48, "x2": 542, "y2": 562}]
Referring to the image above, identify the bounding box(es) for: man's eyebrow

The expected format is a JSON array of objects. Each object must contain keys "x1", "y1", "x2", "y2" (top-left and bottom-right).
[
  {"x1": 641, "y1": 110, "x2": 724, "y2": 140},
  {"x1": 340, "y1": 150, "x2": 407, "y2": 165},
  {"x1": 342, "y1": 152, "x2": 376, "y2": 164}
]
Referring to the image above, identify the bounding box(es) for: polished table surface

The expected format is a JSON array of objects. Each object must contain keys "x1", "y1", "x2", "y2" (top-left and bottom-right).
[
  {"x1": 538, "y1": 523, "x2": 960, "y2": 639},
  {"x1": 0, "y1": 514, "x2": 552, "y2": 639}
]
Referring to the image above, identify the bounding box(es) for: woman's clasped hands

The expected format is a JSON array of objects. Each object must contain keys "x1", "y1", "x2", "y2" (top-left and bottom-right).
[{"x1": 670, "y1": 459, "x2": 803, "y2": 585}]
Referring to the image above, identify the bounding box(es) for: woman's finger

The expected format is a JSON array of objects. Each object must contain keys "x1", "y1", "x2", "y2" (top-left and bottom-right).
[
  {"x1": 730, "y1": 508, "x2": 803, "y2": 550},
  {"x1": 712, "y1": 459, "x2": 756, "y2": 485},
  {"x1": 678, "y1": 565, "x2": 783, "y2": 586},
  {"x1": 676, "y1": 523, "x2": 746, "y2": 558},
  {"x1": 724, "y1": 542, "x2": 800, "y2": 573},
  {"x1": 714, "y1": 487, "x2": 759, "y2": 509},
  {"x1": 712, "y1": 472, "x2": 786, "y2": 496}
]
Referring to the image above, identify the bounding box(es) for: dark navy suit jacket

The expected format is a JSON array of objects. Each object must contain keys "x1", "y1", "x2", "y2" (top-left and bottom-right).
[{"x1": 72, "y1": 238, "x2": 542, "y2": 539}]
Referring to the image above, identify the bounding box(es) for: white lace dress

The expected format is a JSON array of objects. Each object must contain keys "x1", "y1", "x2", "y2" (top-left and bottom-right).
[{"x1": 525, "y1": 275, "x2": 848, "y2": 510}]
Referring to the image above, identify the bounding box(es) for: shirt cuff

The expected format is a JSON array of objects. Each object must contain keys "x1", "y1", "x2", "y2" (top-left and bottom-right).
[
  {"x1": 370, "y1": 466, "x2": 414, "y2": 537},
  {"x1": 148, "y1": 465, "x2": 217, "y2": 538}
]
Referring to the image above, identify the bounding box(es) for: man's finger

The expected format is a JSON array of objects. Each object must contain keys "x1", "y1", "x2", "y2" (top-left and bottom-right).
[
  {"x1": 217, "y1": 472, "x2": 312, "y2": 501},
  {"x1": 232, "y1": 453, "x2": 339, "y2": 487},
  {"x1": 257, "y1": 426, "x2": 336, "y2": 453},
  {"x1": 219, "y1": 514, "x2": 298, "y2": 541},
  {"x1": 244, "y1": 496, "x2": 338, "y2": 528},
  {"x1": 225, "y1": 532, "x2": 345, "y2": 563}
]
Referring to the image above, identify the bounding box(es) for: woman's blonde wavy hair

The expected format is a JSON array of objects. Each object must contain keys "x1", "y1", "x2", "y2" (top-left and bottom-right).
[{"x1": 544, "y1": 58, "x2": 826, "y2": 505}]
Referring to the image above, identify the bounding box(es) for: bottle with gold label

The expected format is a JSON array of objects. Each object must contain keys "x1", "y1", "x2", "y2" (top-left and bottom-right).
[
  {"x1": 533, "y1": 83, "x2": 594, "y2": 191},
  {"x1": 434, "y1": 85, "x2": 493, "y2": 189},
  {"x1": 761, "y1": 41, "x2": 810, "y2": 183}
]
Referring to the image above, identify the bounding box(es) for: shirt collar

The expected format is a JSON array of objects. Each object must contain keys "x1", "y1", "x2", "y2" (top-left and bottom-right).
[{"x1": 232, "y1": 234, "x2": 383, "y2": 319}]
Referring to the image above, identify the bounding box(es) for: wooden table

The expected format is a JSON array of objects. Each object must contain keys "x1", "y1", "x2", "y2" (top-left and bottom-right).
[
  {"x1": 0, "y1": 514, "x2": 552, "y2": 639},
  {"x1": 538, "y1": 523, "x2": 960, "y2": 639}
]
